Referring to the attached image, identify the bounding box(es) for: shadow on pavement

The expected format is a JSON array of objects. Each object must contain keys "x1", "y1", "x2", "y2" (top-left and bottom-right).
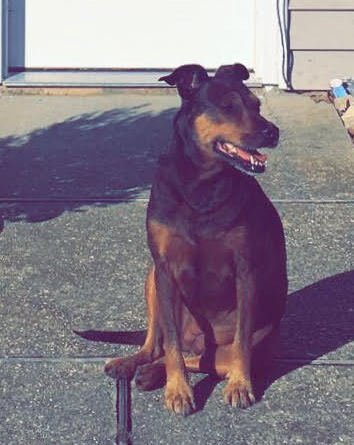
[
  {"x1": 77, "y1": 270, "x2": 354, "y2": 411},
  {"x1": 1, "y1": 103, "x2": 352, "y2": 421},
  {"x1": 0, "y1": 106, "x2": 177, "y2": 226},
  {"x1": 254, "y1": 270, "x2": 354, "y2": 400}
]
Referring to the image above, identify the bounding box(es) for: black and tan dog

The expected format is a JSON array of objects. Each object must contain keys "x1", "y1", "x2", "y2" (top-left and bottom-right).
[{"x1": 105, "y1": 63, "x2": 288, "y2": 416}]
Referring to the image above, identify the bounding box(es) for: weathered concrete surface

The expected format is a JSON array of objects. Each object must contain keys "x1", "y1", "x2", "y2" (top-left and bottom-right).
[
  {"x1": 0, "y1": 90, "x2": 353, "y2": 444},
  {"x1": 130, "y1": 365, "x2": 353, "y2": 445},
  {"x1": 0, "y1": 91, "x2": 352, "y2": 200},
  {"x1": 1, "y1": 360, "x2": 351, "y2": 445},
  {"x1": 0, "y1": 202, "x2": 352, "y2": 361},
  {"x1": 0, "y1": 360, "x2": 116, "y2": 445},
  {"x1": 259, "y1": 90, "x2": 354, "y2": 200},
  {"x1": 0, "y1": 95, "x2": 176, "y2": 200}
]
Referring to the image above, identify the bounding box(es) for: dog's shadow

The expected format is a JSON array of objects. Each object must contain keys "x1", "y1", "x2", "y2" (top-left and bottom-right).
[
  {"x1": 76, "y1": 270, "x2": 354, "y2": 412},
  {"x1": 256, "y1": 270, "x2": 354, "y2": 401}
]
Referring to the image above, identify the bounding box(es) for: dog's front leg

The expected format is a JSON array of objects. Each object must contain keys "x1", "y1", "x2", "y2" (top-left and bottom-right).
[
  {"x1": 154, "y1": 259, "x2": 195, "y2": 415},
  {"x1": 224, "y1": 257, "x2": 256, "y2": 409},
  {"x1": 104, "y1": 265, "x2": 162, "y2": 380}
]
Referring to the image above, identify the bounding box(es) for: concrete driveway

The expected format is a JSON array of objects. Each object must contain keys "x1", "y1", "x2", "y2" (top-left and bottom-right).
[{"x1": 0, "y1": 90, "x2": 353, "y2": 444}]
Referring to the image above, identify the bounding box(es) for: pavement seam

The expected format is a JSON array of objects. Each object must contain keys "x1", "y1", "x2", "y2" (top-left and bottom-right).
[
  {"x1": 0, "y1": 198, "x2": 354, "y2": 204},
  {"x1": 0, "y1": 356, "x2": 353, "y2": 366}
]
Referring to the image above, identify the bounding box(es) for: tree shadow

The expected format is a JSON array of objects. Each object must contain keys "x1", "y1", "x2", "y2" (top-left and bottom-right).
[{"x1": 0, "y1": 105, "x2": 177, "y2": 227}]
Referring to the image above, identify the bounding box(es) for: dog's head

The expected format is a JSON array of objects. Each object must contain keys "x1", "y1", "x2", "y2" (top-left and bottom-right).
[{"x1": 159, "y1": 64, "x2": 279, "y2": 175}]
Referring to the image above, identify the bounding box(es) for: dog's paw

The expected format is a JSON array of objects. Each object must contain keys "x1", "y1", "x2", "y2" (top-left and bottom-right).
[
  {"x1": 165, "y1": 377, "x2": 195, "y2": 416},
  {"x1": 135, "y1": 362, "x2": 166, "y2": 391},
  {"x1": 104, "y1": 357, "x2": 137, "y2": 380},
  {"x1": 223, "y1": 378, "x2": 255, "y2": 409}
]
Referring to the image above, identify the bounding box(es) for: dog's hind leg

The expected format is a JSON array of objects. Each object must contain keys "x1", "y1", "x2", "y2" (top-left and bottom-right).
[
  {"x1": 104, "y1": 265, "x2": 163, "y2": 379},
  {"x1": 134, "y1": 347, "x2": 237, "y2": 392},
  {"x1": 136, "y1": 324, "x2": 274, "y2": 392},
  {"x1": 135, "y1": 357, "x2": 166, "y2": 391}
]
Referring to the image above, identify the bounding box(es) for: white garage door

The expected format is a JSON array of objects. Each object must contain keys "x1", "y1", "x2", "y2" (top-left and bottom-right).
[{"x1": 8, "y1": 0, "x2": 256, "y2": 70}]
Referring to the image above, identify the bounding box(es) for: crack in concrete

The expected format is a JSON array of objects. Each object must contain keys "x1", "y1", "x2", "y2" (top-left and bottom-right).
[{"x1": 0, "y1": 356, "x2": 353, "y2": 366}]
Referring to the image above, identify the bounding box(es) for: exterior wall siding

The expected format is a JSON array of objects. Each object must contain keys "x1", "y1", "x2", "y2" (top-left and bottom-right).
[{"x1": 289, "y1": 0, "x2": 354, "y2": 90}]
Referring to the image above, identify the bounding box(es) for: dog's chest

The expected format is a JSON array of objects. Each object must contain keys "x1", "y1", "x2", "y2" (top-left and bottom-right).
[{"x1": 171, "y1": 233, "x2": 247, "y2": 310}]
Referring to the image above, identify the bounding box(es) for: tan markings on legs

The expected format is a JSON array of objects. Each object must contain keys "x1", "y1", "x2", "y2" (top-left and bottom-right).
[
  {"x1": 136, "y1": 322, "x2": 274, "y2": 391},
  {"x1": 141, "y1": 265, "x2": 162, "y2": 360},
  {"x1": 148, "y1": 220, "x2": 194, "y2": 415},
  {"x1": 135, "y1": 357, "x2": 166, "y2": 391},
  {"x1": 164, "y1": 347, "x2": 195, "y2": 415},
  {"x1": 252, "y1": 324, "x2": 273, "y2": 346},
  {"x1": 223, "y1": 267, "x2": 257, "y2": 408},
  {"x1": 147, "y1": 220, "x2": 196, "y2": 415},
  {"x1": 104, "y1": 265, "x2": 162, "y2": 379}
]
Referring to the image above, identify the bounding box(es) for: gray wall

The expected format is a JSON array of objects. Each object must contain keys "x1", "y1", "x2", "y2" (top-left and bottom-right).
[{"x1": 289, "y1": 0, "x2": 354, "y2": 90}]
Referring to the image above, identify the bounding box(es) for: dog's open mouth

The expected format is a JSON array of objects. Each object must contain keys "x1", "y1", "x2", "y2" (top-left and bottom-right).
[{"x1": 215, "y1": 141, "x2": 267, "y2": 174}]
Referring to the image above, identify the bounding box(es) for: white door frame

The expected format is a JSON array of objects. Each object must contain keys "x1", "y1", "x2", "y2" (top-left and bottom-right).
[
  {"x1": 255, "y1": 0, "x2": 287, "y2": 88},
  {"x1": 1, "y1": 0, "x2": 287, "y2": 87}
]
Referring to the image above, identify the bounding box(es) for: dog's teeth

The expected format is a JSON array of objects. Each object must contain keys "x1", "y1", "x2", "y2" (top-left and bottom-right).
[
  {"x1": 250, "y1": 156, "x2": 254, "y2": 165},
  {"x1": 224, "y1": 142, "x2": 237, "y2": 154},
  {"x1": 224, "y1": 142, "x2": 234, "y2": 151}
]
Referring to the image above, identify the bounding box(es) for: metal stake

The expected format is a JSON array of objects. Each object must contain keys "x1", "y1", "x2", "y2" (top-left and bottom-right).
[{"x1": 116, "y1": 377, "x2": 131, "y2": 445}]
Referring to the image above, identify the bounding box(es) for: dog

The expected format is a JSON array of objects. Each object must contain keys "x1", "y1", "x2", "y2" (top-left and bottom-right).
[{"x1": 105, "y1": 63, "x2": 288, "y2": 416}]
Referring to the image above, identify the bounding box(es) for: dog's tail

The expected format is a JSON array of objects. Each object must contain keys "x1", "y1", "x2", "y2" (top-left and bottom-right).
[
  {"x1": 74, "y1": 325, "x2": 271, "y2": 347},
  {"x1": 73, "y1": 329, "x2": 146, "y2": 346}
]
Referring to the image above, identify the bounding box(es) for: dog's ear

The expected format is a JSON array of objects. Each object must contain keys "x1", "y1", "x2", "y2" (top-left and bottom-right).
[
  {"x1": 159, "y1": 64, "x2": 209, "y2": 99},
  {"x1": 215, "y1": 63, "x2": 249, "y2": 82}
]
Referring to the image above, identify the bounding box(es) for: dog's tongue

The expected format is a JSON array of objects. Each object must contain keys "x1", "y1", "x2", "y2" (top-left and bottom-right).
[
  {"x1": 253, "y1": 150, "x2": 267, "y2": 162},
  {"x1": 233, "y1": 146, "x2": 267, "y2": 163},
  {"x1": 218, "y1": 142, "x2": 268, "y2": 166}
]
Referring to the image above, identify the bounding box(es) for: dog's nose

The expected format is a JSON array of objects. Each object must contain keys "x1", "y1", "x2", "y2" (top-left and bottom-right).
[
  {"x1": 262, "y1": 125, "x2": 275, "y2": 138},
  {"x1": 262, "y1": 124, "x2": 279, "y2": 147}
]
